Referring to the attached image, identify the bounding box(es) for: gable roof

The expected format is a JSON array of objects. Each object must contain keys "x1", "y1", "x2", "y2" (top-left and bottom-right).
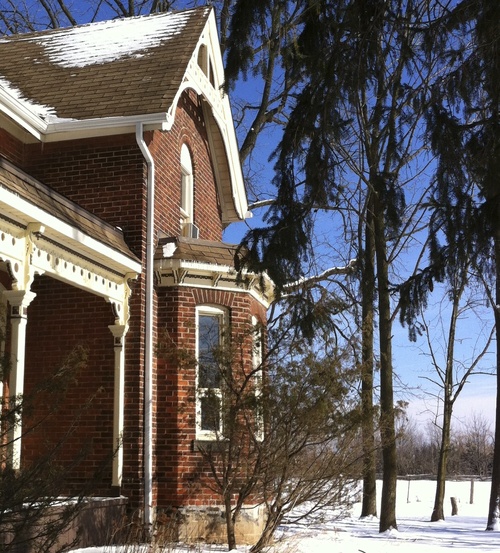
[
  {"x1": 0, "y1": 7, "x2": 248, "y2": 222},
  {"x1": 0, "y1": 7, "x2": 210, "y2": 122}
]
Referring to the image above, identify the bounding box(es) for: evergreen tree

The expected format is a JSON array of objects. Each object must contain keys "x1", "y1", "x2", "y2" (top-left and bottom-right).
[
  {"x1": 419, "y1": 0, "x2": 500, "y2": 529},
  {"x1": 227, "y1": 0, "x2": 453, "y2": 532}
]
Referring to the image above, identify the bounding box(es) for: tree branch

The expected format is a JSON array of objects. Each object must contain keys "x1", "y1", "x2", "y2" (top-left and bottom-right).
[{"x1": 283, "y1": 260, "x2": 357, "y2": 292}]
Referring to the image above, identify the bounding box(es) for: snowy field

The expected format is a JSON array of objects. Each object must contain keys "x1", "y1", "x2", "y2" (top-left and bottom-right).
[{"x1": 71, "y1": 479, "x2": 499, "y2": 553}]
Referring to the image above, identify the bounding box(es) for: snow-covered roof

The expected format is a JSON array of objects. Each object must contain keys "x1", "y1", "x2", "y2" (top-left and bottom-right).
[
  {"x1": 0, "y1": 7, "x2": 210, "y2": 122},
  {"x1": 33, "y1": 11, "x2": 192, "y2": 69},
  {"x1": 0, "y1": 7, "x2": 248, "y2": 222}
]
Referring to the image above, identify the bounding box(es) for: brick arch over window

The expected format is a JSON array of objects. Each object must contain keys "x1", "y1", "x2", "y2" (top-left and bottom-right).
[{"x1": 192, "y1": 289, "x2": 235, "y2": 307}]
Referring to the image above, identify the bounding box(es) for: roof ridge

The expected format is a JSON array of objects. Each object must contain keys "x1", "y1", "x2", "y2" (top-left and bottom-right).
[{"x1": 0, "y1": 5, "x2": 211, "y2": 41}]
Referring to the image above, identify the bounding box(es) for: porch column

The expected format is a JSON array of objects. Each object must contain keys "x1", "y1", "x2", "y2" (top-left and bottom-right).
[
  {"x1": 109, "y1": 324, "x2": 127, "y2": 490},
  {"x1": 3, "y1": 289, "x2": 36, "y2": 469}
]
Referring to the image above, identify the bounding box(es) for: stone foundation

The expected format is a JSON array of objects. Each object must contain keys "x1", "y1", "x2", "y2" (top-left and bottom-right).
[{"x1": 164, "y1": 504, "x2": 266, "y2": 545}]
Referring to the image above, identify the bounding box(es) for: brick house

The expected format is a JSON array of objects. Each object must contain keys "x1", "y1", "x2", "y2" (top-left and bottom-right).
[{"x1": 0, "y1": 7, "x2": 271, "y2": 546}]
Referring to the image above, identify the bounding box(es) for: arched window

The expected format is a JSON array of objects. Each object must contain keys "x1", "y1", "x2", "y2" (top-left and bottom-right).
[
  {"x1": 180, "y1": 144, "x2": 197, "y2": 238},
  {"x1": 197, "y1": 44, "x2": 215, "y2": 87}
]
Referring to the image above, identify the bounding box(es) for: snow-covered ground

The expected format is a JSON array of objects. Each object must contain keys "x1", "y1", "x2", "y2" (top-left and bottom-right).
[{"x1": 71, "y1": 479, "x2": 499, "y2": 553}]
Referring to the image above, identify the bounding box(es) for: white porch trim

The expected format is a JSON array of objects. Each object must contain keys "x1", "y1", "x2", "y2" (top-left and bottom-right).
[
  {"x1": 3, "y1": 289, "x2": 36, "y2": 468},
  {"x1": 0, "y1": 204, "x2": 139, "y2": 475}
]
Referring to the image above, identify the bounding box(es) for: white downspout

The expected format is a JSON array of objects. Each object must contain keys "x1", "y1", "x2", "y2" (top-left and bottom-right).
[{"x1": 135, "y1": 122, "x2": 154, "y2": 529}]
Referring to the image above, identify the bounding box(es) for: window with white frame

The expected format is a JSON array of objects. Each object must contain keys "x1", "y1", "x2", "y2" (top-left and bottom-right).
[
  {"x1": 180, "y1": 144, "x2": 194, "y2": 237},
  {"x1": 197, "y1": 44, "x2": 215, "y2": 87},
  {"x1": 196, "y1": 306, "x2": 227, "y2": 439},
  {"x1": 252, "y1": 316, "x2": 264, "y2": 440}
]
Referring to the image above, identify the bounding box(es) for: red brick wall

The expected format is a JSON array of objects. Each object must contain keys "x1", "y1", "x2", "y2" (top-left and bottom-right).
[
  {"x1": 149, "y1": 90, "x2": 224, "y2": 242},
  {"x1": 9, "y1": 132, "x2": 149, "y2": 508},
  {"x1": 23, "y1": 134, "x2": 146, "y2": 258},
  {"x1": 149, "y1": 89, "x2": 246, "y2": 509},
  {"x1": 0, "y1": 128, "x2": 25, "y2": 166},
  {"x1": 0, "y1": 87, "x2": 263, "y2": 515},
  {"x1": 121, "y1": 280, "x2": 148, "y2": 509},
  {"x1": 23, "y1": 275, "x2": 116, "y2": 496}
]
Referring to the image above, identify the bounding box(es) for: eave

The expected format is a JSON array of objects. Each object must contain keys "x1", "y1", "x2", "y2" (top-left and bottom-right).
[
  {"x1": 154, "y1": 256, "x2": 273, "y2": 309},
  {"x1": 0, "y1": 94, "x2": 173, "y2": 142}
]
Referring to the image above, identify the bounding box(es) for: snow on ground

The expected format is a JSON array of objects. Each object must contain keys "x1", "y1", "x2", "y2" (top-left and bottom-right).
[{"x1": 71, "y1": 479, "x2": 500, "y2": 553}]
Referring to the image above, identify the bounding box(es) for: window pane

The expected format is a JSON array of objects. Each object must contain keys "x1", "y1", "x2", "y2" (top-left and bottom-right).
[
  {"x1": 198, "y1": 314, "x2": 221, "y2": 388},
  {"x1": 181, "y1": 174, "x2": 192, "y2": 216},
  {"x1": 201, "y1": 394, "x2": 221, "y2": 432}
]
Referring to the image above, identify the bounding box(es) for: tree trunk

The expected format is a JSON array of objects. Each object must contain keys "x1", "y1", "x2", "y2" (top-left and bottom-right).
[
  {"x1": 432, "y1": 286, "x2": 461, "y2": 522},
  {"x1": 373, "y1": 192, "x2": 397, "y2": 533},
  {"x1": 250, "y1": 506, "x2": 282, "y2": 553},
  {"x1": 360, "y1": 193, "x2": 377, "y2": 518},
  {"x1": 486, "y1": 214, "x2": 500, "y2": 530},
  {"x1": 225, "y1": 494, "x2": 237, "y2": 550},
  {"x1": 431, "y1": 401, "x2": 452, "y2": 521}
]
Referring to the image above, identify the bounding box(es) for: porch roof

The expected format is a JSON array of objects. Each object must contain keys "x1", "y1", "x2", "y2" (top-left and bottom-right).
[
  {"x1": 154, "y1": 236, "x2": 273, "y2": 308},
  {"x1": 0, "y1": 156, "x2": 140, "y2": 272},
  {"x1": 156, "y1": 236, "x2": 239, "y2": 266}
]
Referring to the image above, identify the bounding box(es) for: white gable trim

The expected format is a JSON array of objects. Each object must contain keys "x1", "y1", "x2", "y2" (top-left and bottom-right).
[{"x1": 161, "y1": 10, "x2": 247, "y2": 222}]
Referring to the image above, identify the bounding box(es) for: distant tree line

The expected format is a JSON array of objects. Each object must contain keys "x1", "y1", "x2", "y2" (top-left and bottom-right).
[{"x1": 395, "y1": 413, "x2": 494, "y2": 479}]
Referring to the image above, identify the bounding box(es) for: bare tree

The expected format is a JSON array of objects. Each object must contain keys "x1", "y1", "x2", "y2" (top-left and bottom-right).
[
  {"x1": 415, "y1": 275, "x2": 494, "y2": 521},
  {"x1": 249, "y1": 323, "x2": 362, "y2": 552},
  {"x1": 457, "y1": 413, "x2": 494, "y2": 478},
  {"x1": 161, "y1": 309, "x2": 362, "y2": 551},
  {"x1": 0, "y1": 0, "x2": 192, "y2": 34}
]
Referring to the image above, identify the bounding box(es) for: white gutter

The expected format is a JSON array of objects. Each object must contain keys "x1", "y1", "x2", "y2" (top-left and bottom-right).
[
  {"x1": 0, "y1": 83, "x2": 173, "y2": 138},
  {"x1": 135, "y1": 122, "x2": 154, "y2": 529}
]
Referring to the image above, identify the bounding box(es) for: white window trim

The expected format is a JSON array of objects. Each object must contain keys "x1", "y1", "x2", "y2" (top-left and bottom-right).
[
  {"x1": 180, "y1": 144, "x2": 194, "y2": 235},
  {"x1": 195, "y1": 305, "x2": 227, "y2": 440}
]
